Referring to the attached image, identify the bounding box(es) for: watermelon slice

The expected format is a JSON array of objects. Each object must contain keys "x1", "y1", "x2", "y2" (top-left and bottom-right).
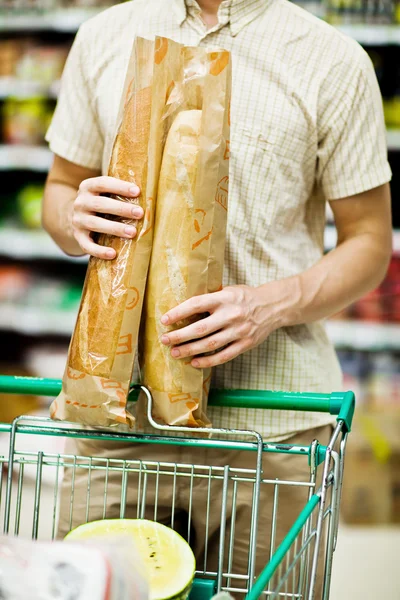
[{"x1": 65, "y1": 519, "x2": 196, "y2": 600}]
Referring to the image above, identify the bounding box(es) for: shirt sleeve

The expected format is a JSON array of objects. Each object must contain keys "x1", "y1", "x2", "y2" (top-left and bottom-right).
[
  {"x1": 316, "y1": 46, "x2": 392, "y2": 201},
  {"x1": 45, "y1": 24, "x2": 103, "y2": 170}
]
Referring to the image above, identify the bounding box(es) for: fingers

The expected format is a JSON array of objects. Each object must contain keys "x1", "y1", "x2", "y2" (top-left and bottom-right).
[
  {"x1": 75, "y1": 194, "x2": 144, "y2": 220},
  {"x1": 74, "y1": 213, "x2": 138, "y2": 240},
  {"x1": 191, "y1": 340, "x2": 250, "y2": 369},
  {"x1": 161, "y1": 312, "x2": 229, "y2": 347},
  {"x1": 169, "y1": 329, "x2": 235, "y2": 359},
  {"x1": 161, "y1": 294, "x2": 220, "y2": 326},
  {"x1": 79, "y1": 175, "x2": 140, "y2": 198},
  {"x1": 74, "y1": 230, "x2": 117, "y2": 260}
]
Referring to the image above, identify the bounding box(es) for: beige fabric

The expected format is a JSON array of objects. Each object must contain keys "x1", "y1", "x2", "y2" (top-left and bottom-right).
[
  {"x1": 58, "y1": 425, "x2": 332, "y2": 595},
  {"x1": 46, "y1": 0, "x2": 391, "y2": 440}
]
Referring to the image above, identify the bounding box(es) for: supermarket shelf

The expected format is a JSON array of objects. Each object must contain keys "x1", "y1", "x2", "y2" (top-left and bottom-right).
[
  {"x1": 0, "y1": 227, "x2": 87, "y2": 262},
  {"x1": 0, "y1": 145, "x2": 52, "y2": 171},
  {"x1": 0, "y1": 304, "x2": 75, "y2": 336},
  {"x1": 336, "y1": 24, "x2": 400, "y2": 45},
  {"x1": 324, "y1": 225, "x2": 400, "y2": 254},
  {"x1": 0, "y1": 77, "x2": 60, "y2": 99},
  {"x1": 326, "y1": 320, "x2": 400, "y2": 351},
  {"x1": 0, "y1": 8, "x2": 104, "y2": 33},
  {"x1": 387, "y1": 129, "x2": 400, "y2": 150}
]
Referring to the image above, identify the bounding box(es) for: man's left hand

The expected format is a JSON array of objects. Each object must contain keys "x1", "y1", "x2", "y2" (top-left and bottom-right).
[{"x1": 160, "y1": 284, "x2": 286, "y2": 368}]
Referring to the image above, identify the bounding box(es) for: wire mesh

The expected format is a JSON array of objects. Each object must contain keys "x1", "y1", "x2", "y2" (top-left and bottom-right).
[{"x1": 0, "y1": 421, "x2": 343, "y2": 598}]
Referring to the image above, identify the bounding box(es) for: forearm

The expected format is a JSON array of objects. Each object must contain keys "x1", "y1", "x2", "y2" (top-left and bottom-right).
[
  {"x1": 42, "y1": 179, "x2": 83, "y2": 256},
  {"x1": 268, "y1": 232, "x2": 392, "y2": 328}
]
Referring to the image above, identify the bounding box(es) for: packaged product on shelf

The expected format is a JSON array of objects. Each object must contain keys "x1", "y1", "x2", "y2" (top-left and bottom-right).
[
  {"x1": 54, "y1": 37, "x2": 231, "y2": 430},
  {"x1": 2, "y1": 98, "x2": 53, "y2": 145},
  {"x1": 16, "y1": 45, "x2": 69, "y2": 85},
  {"x1": 0, "y1": 265, "x2": 31, "y2": 303},
  {"x1": 17, "y1": 183, "x2": 44, "y2": 228},
  {"x1": 0, "y1": 39, "x2": 22, "y2": 77}
]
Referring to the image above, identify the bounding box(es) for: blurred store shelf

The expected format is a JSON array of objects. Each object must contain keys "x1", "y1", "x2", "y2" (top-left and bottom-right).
[
  {"x1": 326, "y1": 320, "x2": 400, "y2": 351},
  {"x1": 0, "y1": 145, "x2": 52, "y2": 171},
  {"x1": 0, "y1": 227, "x2": 87, "y2": 262},
  {"x1": 0, "y1": 304, "x2": 76, "y2": 336},
  {"x1": 325, "y1": 225, "x2": 400, "y2": 254},
  {"x1": 0, "y1": 77, "x2": 60, "y2": 100},
  {"x1": 387, "y1": 129, "x2": 400, "y2": 150},
  {"x1": 0, "y1": 8, "x2": 104, "y2": 33},
  {"x1": 336, "y1": 24, "x2": 400, "y2": 45},
  {"x1": 2, "y1": 11, "x2": 400, "y2": 45}
]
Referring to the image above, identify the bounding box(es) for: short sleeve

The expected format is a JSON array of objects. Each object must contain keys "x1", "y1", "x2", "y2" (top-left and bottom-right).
[
  {"x1": 45, "y1": 24, "x2": 103, "y2": 170},
  {"x1": 316, "y1": 47, "x2": 392, "y2": 200}
]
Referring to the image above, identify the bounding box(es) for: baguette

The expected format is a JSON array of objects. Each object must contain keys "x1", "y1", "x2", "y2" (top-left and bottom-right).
[
  {"x1": 142, "y1": 109, "x2": 204, "y2": 425},
  {"x1": 69, "y1": 85, "x2": 152, "y2": 377}
]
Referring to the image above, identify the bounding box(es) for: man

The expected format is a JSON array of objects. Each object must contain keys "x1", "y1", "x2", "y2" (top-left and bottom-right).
[{"x1": 43, "y1": 0, "x2": 392, "y2": 593}]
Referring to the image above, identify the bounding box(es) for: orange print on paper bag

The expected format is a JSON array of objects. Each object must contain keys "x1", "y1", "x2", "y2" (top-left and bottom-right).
[
  {"x1": 215, "y1": 176, "x2": 228, "y2": 211},
  {"x1": 116, "y1": 334, "x2": 133, "y2": 356},
  {"x1": 126, "y1": 287, "x2": 139, "y2": 310},
  {"x1": 209, "y1": 51, "x2": 229, "y2": 76},
  {"x1": 155, "y1": 38, "x2": 168, "y2": 65}
]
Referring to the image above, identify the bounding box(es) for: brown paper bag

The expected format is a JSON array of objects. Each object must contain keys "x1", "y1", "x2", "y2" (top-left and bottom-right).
[
  {"x1": 139, "y1": 45, "x2": 231, "y2": 428},
  {"x1": 52, "y1": 37, "x2": 231, "y2": 430}
]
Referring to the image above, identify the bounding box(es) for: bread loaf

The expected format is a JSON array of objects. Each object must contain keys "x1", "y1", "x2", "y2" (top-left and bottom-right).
[
  {"x1": 69, "y1": 86, "x2": 152, "y2": 377},
  {"x1": 142, "y1": 109, "x2": 206, "y2": 426}
]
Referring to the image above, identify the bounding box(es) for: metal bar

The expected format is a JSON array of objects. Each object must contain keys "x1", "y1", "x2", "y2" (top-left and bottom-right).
[
  {"x1": 171, "y1": 463, "x2": 177, "y2": 530},
  {"x1": 85, "y1": 457, "x2": 93, "y2": 523},
  {"x1": 245, "y1": 494, "x2": 320, "y2": 600},
  {"x1": 187, "y1": 465, "x2": 194, "y2": 544},
  {"x1": 216, "y1": 465, "x2": 230, "y2": 593},
  {"x1": 226, "y1": 478, "x2": 238, "y2": 589},
  {"x1": 120, "y1": 461, "x2": 128, "y2": 519},
  {"x1": 333, "y1": 434, "x2": 348, "y2": 551},
  {"x1": 269, "y1": 482, "x2": 280, "y2": 561},
  {"x1": 68, "y1": 456, "x2": 77, "y2": 532},
  {"x1": 32, "y1": 451, "x2": 43, "y2": 540},
  {"x1": 52, "y1": 457, "x2": 60, "y2": 540},
  {"x1": 154, "y1": 462, "x2": 160, "y2": 522},
  {"x1": 102, "y1": 459, "x2": 110, "y2": 520},
  {"x1": 308, "y1": 423, "x2": 343, "y2": 599},
  {"x1": 0, "y1": 416, "x2": 321, "y2": 459},
  {"x1": 322, "y1": 453, "x2": 340, "y2": 600},
  {"x1": 203, "y1": 466, "x2": 212, "y2": 573},
  {"x1": 14, "y1": 462, "x2": 24, "y2": 535},
  {"x1": 3, "y1": 418, "x2": 19, "y2": 534},
  {"x1": 246, "y1": 436, "x2": 263, "y2": 591}
]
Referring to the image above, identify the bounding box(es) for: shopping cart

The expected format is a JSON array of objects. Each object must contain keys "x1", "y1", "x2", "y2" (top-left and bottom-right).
[{"x1": 0, "y1": 375, "x2": 355, "y2": 599}]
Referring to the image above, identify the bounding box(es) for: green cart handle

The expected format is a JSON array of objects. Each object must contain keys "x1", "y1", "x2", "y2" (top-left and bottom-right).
[{"x1": 0, "y1": 375, "x2": 355, "y2": 433}]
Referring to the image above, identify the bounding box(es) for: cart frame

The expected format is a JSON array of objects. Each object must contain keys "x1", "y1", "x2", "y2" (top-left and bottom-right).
[{"x1": 0, "y1": 376, "x2": 355, "y2": 599}]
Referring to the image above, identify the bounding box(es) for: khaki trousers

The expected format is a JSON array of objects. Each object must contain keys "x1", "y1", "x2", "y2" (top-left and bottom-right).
[{"x1": 58, "y1": 425, "x2": 332, "y2": 596}]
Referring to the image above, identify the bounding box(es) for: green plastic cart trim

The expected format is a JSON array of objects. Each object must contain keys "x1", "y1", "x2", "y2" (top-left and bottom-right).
[
  {"x1": 190, "y1": 578, "x2": 216, "y2": 600},
  {"x1": 245, "y1": 494, "x2": 320, "y2": 600},
  {"x1": 0, "y1": 376, "x2": 355, "y2": 432}
]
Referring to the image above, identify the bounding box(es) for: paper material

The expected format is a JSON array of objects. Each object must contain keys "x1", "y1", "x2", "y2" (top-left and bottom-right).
[
  {"x1": 139, "y1": 43, "x2": 231, "y2": 428},
  {"x1": 0, "y1": 536, "x2": 149, "y2": 600},
  {"x1": 52, "y1": 37, "x2": 231, "y2": 430}
]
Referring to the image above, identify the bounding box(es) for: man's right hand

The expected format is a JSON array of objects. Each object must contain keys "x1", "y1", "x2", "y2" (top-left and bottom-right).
[{"x1": 72, "y1": 176, "x2": 144, "y2": 260}]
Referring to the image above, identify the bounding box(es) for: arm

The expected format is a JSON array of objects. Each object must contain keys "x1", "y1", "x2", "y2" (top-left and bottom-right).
[
  {"x1": 42, "y1": 155, "x2": 143, "y2": 259},
  {"x1": 159, "y1": 183, "x2": 392, "y2": 368}
]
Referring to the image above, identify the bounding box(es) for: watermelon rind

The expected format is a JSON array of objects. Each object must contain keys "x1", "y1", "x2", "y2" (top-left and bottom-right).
[{"x1": 65, "y1": 518, "x2": 196, "y2": 600}]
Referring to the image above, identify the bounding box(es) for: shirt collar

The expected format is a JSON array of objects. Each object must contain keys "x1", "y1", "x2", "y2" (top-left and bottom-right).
[{"x1": 173, "y1": 0, "x2": 269, "y2": 36}]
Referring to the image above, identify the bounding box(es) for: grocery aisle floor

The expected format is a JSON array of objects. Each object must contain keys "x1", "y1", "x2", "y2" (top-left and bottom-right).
[{"x1": 331, "y1": 525, "x2": 400, "y2": 599}]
